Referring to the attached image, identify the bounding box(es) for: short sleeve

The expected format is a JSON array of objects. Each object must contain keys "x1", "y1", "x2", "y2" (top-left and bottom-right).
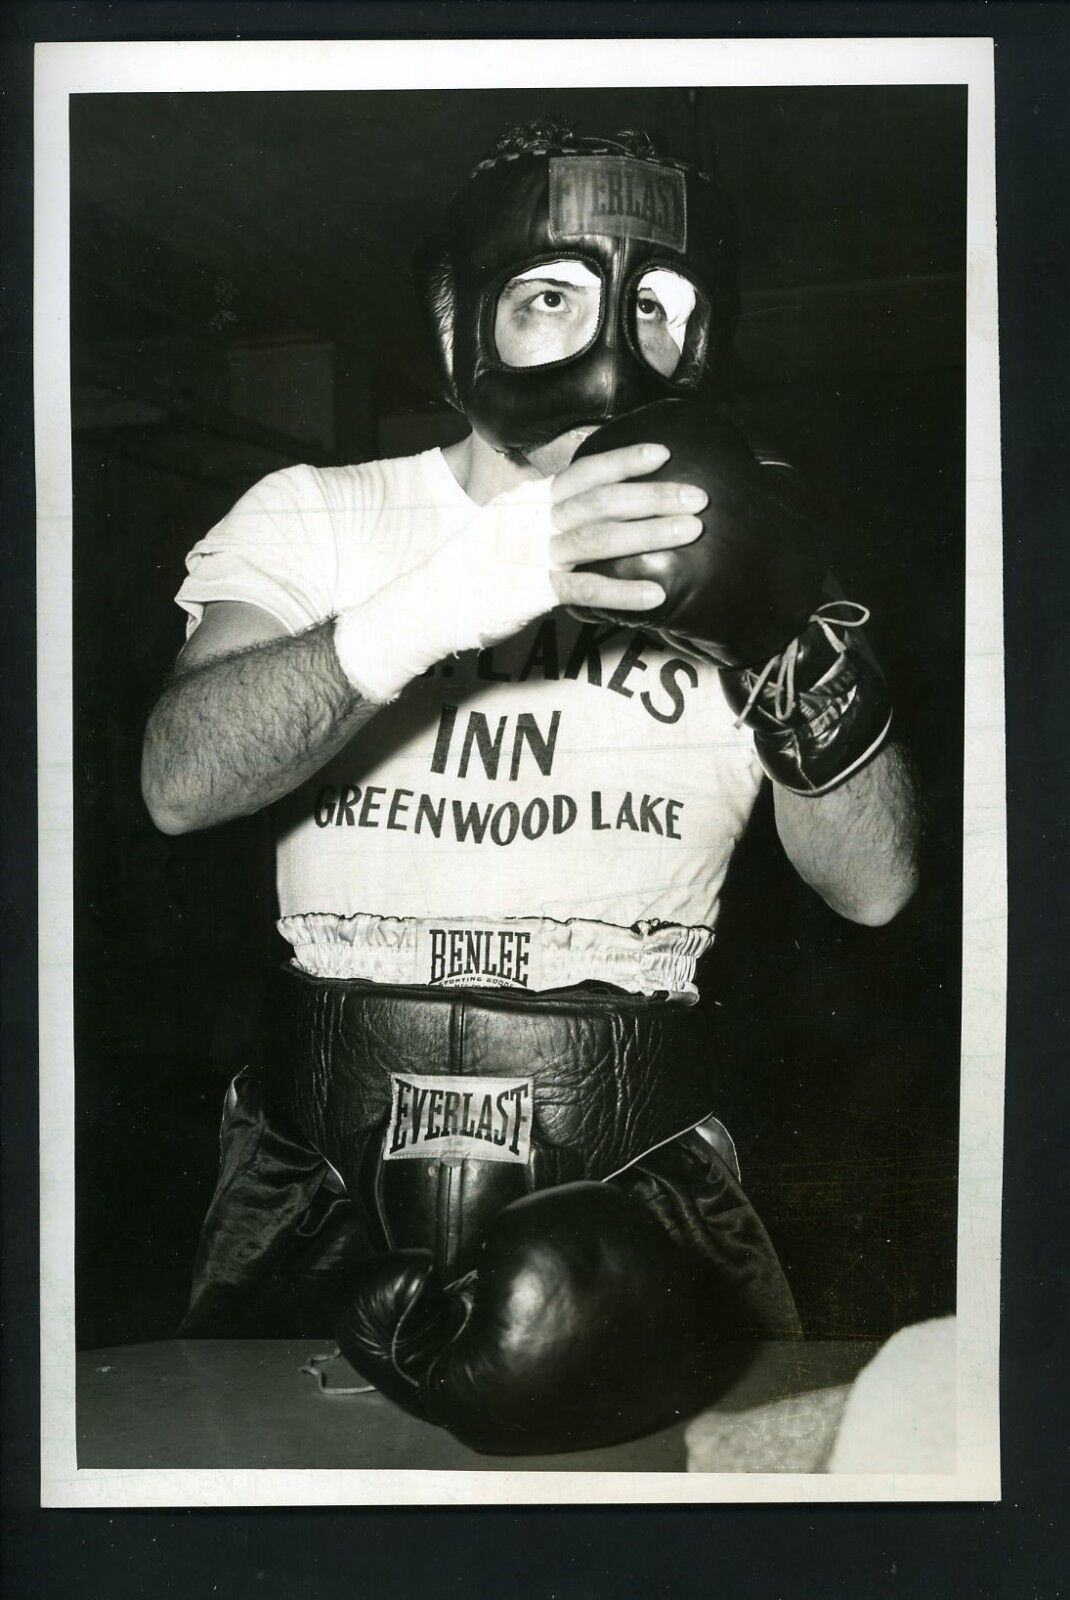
[{"x1": 175, "y1": 465, "x2": 348, "y2": 636}]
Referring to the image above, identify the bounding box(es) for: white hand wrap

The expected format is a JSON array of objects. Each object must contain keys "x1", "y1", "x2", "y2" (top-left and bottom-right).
[{"x1": 332, "y1": 478, "x2": 559, "y2": 704}]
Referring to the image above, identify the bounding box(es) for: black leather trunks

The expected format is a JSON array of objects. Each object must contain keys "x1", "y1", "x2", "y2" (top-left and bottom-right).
[{"x1": 260, "y1": 965, "x2": 719, "y2": 1274}]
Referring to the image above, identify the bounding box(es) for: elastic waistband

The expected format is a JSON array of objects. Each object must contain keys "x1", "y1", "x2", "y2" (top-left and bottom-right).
[{"x1": 277, "y1": 912, "x2": 713, "y2": 998}]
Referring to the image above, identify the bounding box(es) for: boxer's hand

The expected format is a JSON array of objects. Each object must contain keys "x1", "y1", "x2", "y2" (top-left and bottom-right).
[
  {"x1": 335, "y1": 1182, "x2": 737, "y2": 1456},
  {"x1": 549, "y1": 442, "x2": 707, "y2": 613},
  {"x1": 332, "y1": 441, "x2": 707, "y2": 704},
  {"x1": 567, "y1": 402, "x2": 828, "y2": 665}
]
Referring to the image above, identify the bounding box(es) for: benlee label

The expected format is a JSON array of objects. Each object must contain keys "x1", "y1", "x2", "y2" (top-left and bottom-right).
[
  {"x1": 385, "y1": 1072, "x2": 533, "y2": 1164},
  {"x1": 549, "y1": 155, "x2": 686, "y2": 251},
  {"x1": 417, "y1": 923, "x2": 533, "y2": 990}
]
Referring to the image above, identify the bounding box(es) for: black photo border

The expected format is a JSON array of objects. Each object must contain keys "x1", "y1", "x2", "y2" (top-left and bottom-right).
[{"x1": 3, "y1": 0, "x2": 1067, "y2": 1594}]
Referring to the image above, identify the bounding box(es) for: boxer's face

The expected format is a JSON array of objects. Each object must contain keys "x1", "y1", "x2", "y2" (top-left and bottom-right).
[
  {"x1": 487, "y1": 258, "x2": 705, "y2": 473},
  {"x1": 502, "y1": 262, "x2": 700, "y2": 470},
  {"x1": 491, "y1": 264, "x2": 698, "y2": 382},
  {"x1": 437, "y1": 145, "x2": 735, "y2": 457}
]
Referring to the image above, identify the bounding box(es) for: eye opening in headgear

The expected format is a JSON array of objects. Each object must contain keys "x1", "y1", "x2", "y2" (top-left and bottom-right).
[
  {"x1": 624, "y1": 263, "x2": 712, "y2": 384},
  {"x1": 485, "y1": 255, "x2": 607, "y2": 373},
  {"x1": 483, "y1": 253, "x2": 713, "y2": 388}
]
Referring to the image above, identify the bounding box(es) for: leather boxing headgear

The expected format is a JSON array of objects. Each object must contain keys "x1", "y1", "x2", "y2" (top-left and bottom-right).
[{"x1": 416, "y1": 122, "x2": 738, "y2": 453}]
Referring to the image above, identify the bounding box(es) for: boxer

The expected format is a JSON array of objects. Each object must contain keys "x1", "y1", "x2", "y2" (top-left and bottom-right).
[{"x1": 144, "y1": 122, "x2": 919, "y2": 1453}]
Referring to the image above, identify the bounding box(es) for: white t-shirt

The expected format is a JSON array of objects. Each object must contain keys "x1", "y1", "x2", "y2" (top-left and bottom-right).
[{"x1": 176, "y1": 448, "x2": 764, "y2": 932}]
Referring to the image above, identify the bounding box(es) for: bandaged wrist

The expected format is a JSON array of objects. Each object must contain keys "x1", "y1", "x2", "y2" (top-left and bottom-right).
[{"x1": 332, "y1": 477, "x2": 559, "y2": 703}]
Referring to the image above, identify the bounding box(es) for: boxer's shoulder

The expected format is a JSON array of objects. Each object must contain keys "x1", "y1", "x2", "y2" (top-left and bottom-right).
[{"x1": 286, "y1": 447, "x2": 469, "y2": 525}]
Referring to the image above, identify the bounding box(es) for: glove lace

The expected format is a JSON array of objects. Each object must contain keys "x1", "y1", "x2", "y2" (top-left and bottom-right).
[
  {"x1": 734, "y1": 601, "x2": 870, "y2": 727},
  {"x1": 388, "y1": 1267, "x2": 480, "y2": 1390},
  {"x1": 387, "y1": 1275, "x2": 435, "y2": 1390},
  {"x1": 300, "y1": 1347, "x2": 377, "y2": 1397}
]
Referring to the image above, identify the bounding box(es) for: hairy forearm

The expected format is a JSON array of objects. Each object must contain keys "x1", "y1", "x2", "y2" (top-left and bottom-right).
[
  {"x1": 142, "y1": 621, "x2": 378, "y2": 834},
  {"x1": 773, "y1": 740, "x2": 920, "y2": 925}
]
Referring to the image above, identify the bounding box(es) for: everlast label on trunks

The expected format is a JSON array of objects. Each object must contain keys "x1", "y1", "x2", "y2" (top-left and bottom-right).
[
  {"x1": 549, "y1": 156, "x2": 687, "y2": 250},
  {"x1": 420, "y1": 923, "x2": 532, "y2": 989},
  {"x1": 385, "y1": 1072, "x2": 534, "y2": 1163}
]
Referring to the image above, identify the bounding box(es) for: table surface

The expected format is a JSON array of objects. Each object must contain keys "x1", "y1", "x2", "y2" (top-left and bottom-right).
[{"x1": 77, "y1": 1338, "x2": 877, "y2": 1472}]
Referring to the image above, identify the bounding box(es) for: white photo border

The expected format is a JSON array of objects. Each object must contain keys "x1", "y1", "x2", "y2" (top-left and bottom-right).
[{"x1": 35, "y1": 34, "x2": 1004, "y2": 1507}]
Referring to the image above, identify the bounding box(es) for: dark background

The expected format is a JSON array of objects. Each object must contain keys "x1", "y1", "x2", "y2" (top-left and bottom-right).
[{"x1": 70, "y1": 83, "x2": 967, "y2": 1348}]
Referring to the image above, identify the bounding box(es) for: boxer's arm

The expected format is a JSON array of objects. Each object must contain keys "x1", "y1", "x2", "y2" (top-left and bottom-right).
[
  {"x1": 773, "y1": 739, "x2": 920, "y2": 925},
  {"x1": 142, "y1": 601, "x2": 379, "y2": 835},
  {"x1": 143, "y1": 443, "x2": 703, "y2": 836}
]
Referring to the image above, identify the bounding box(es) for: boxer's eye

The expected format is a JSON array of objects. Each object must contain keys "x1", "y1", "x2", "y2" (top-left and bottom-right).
[
  {"x1": 632, "y1": 269, "x2": 702, "y2": 378},
  {"x1": 494, "y1": 260, "x2": 602, "y2": 368}
]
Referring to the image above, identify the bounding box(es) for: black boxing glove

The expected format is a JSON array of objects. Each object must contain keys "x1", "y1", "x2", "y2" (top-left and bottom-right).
[
  {"x1": 335, "y1": 1182, "x2": 746, "y2": 1456},
  {"x1": 570, "y1": 399, "x2": 891, "y2": 795},
  {"x1": 572, "y1": 398, "x2": 827, "y2": 668},
  {"x1": 719, "y1": 600, "x2": 893, "y2": 796}
]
